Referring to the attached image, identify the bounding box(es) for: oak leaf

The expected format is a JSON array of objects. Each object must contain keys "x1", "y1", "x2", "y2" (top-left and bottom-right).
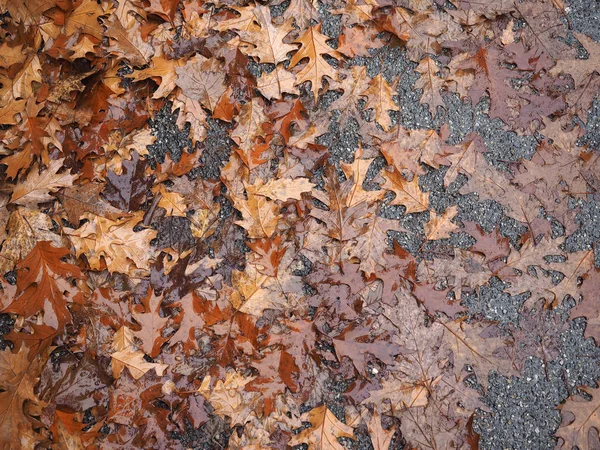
[
  {"x1": 288, "y1": 405, "x2": 355, "y2": 450},
  {"x1": 111, "y1": 349, "x2": 168, "y2": 380},
  {"x1": 10, "y1": 159, "x2": 78, "y2": 206},
  {"x1": 380, "y1": 128, "x2": 444, "y2": 175},
  {"x1": 65, "y1": 212, "x2": 157, "y2": 276},
  {"x1": 424, "y1": 206, "x2": 459, "y2": 240},
  {"x1": 361, "y1": 74, "x2": 397, "y2": 131},
  {"x1": 3, "y1": 242, "x2": 82, "y2": 330},
  {"x1": 103, "y1": 152, "x2": 154, "y2": 212},
  {"x1": 231, "y1": 4, "x2": 296, "y2": 65},
  {"x1": 131, "y1": 289, "x2": 169, "y2": 358},
  {"x1": 128, "y1": 56, "x2": 182, "y2": 99},
  {"x1": 289, "y1": 25, "x2": 342, "y2": 99},
  {"x1": 414, "y1": 56, "x2": 445, "y2": 115},
  {"x1": 57, "y1": 182, "x2": 123, "y2": 226},
  {"x1": 175, "y1": 55, "x2": 227, "y2": 113},
  {"x1": 0, "y1": 346, "x2": 45, "y2": 448},
  {"x1": 362, "y1": 376, "x2": 429, "y2": 411},
  {"x1": 256, "y1": 177, "x2": 315, "y2": 202},
  {"x1": 247, "y1": 349, "x2": 299, "y2": 415},
  {"x1": 198, "y1": 373, "x2": 260, "y2": 427},
  {"x1": 556, "y1": 387, "x2": 600, "y2": 449},
  {"x1": 232, "y1": 181, "x2": 279, "y2": 239},
  {"x1": 231, "y1": 98, "x2": 269, "y2": 161},
  {"x1": 0, "y1": 208, "x2": 64, "y2": 274},
  {"x1": 381, "y1": 169, "x2": 429, "y2": 213},
  {"x1": 367, "y1": 410, "x2": 396, "y2": 450},
  {"x1": 441, "y1": 319, "x2": 517, "y2": 385}
]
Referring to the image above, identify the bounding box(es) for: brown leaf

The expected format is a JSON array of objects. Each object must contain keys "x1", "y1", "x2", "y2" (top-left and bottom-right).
[
  {"x1": 289, "y1": 25, "x2": 342, "y2": 99},
  {"x1": 381, "y1": 169, "x2": 429, "y2": 213},
  {"x1": 57, "y1": 182, "x2": 122, "y2": 225},
  {"x1": 0, "y1": 346, "x2": 45, "y2": 448},
  {"x1": 361, "y1": 74, "x2": 397, "y2": 131},
  {"x1": 10, "y1": 159, "x2": 78, "y2": 206},
  {"x1": 414, "y1": 56, "x2": 445, "y2": 115},
  {"x1": 424, "y1": 206, "x2": 459, "y2": 241},
  {"x1": 0, "y1": 208, "x2": 64, "y2": 274},
  {"x1": 289, "y1": 405, "x2": 354, "y2": 449},
  {"x1": 557, "y1": 387, "x2": 600, "y2": 449},
  {"x1": 131, "y1": 289, "x2": 169, "y2": 358},
  {"x1": 366, "y1": 410, "x2": 396, "y2": 450},
  {"x1": 65, "y1": 212, "x2": 157, "y2": 276},
  {"x1": 2, "y1": 242, "x2": 82, "y2": 330}
]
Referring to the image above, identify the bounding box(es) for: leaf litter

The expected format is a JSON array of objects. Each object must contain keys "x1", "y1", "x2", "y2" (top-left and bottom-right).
[{"x1": 0, "y1": 0, "x2": 600, "y2": 449}]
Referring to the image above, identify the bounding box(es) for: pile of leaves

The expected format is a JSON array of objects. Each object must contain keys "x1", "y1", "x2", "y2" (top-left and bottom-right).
[{"x1": 0, "y1": 0, "x2": 599, "y2": 448}]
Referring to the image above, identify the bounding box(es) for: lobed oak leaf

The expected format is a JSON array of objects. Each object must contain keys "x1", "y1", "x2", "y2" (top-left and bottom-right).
[
  {"x1": 380, "y1": 128, "x2": 444, "y2": 176},
  {"x1": 0, "y1": 0, "x2": 54, "y2": 25},
  {"x1": 361, "y1": 376, "x2": 430, "y2": 411},
  {"x1": 0, "y1": 208, "x2": 64, "y2": 274},
  {"x1": 3, "y1": 242, "x2": 82, "y2": 330},
  {"x1": 103, "y1": 152, "x2": 154, "y2": 212},
  {"x1": 131, "y1": 289, "x2": 169, "y2": 358},
  {"x1": 289, "y1": 25, "x2": 342, "y2": 99},
  {"x1": 111, "y1": 348, "x2": 168, "y2": 380},
  {"x1": 329, "y1": 66, "x2": 371, "y2": 125},
  {"x1": 57, "y1": 182, "x2": 122, "y2": 226},
  {"x1": 169, "y1": 292, "x2": 205, "y2": 353},
  {"x1": 247, "y1": 236, "x2": 287, "y2": 277},
  {"x1": 414, "y1": 56, "x2": 445, "y2": 116},
  {"x1": 462, "y1": 221, "x2": 510, "y2": 262},
  {"x1": 441, "y1": 319, "x2": 517, "y2": 386},
  {"x1": 361, "y1": 74, "x2": 397, "y2": 132},
  {"x1": 341, "y1": 156, "x2": 385, "y2": 208},
  {"x1": 255, "y1": 177, "x2": 315, "y2": 202},
  {"x1": 366, "y1": 409, "x2": 396, "y2": 450},
  {"x1": 549, "y1": 33, "x2": 600, "y2": 120},
  {"x1": 213, "y1": 5, "x2": 256, "y2": 32},
  {"x1": 333, "y1": 324, "x2": 405, "y2": 378},
  {"x1": 0, "y1": 346, "x2": 45, "y2": 448},
  {"x1": 65, "y1": 211, "x2": 157, "y2": 276},
  {"x1": 231, "y1": 98, "x2": 269, "y2": 161},
  {"x1": 288, "y1": 405, "x2": 354, "y2": 450},
  {"x1": 443, "y1": 138, "x2": 481, "y2": 187},
  {"x1": 231, "y1": 257, "x2": 301, "y2": 316},
  {"x1": 338, "y1": 25, "x2": 385, "y2": 57},
  {"x1": 64, "y1": 0, "x2": 106, "y2": 40},
  {"x1": 154, "y1": 184, "x2": 187, "y2": 217},
  {"x1": 198, "y1": 373, "x2": 260, "y2": 427},
  {"x1": 232, "y1": 181, "x2": 279, "y2": 239},
  {"x1": 247, "y1": 349, "x2": 299, "y2": 415},
  {"x1": 556, "y1": 386, "x2": 600, "y2": 449},
  {"x1": 10, "y1": 159, "x2": 78, "y2": 206},
  {"x1": 349, "y1": 214, "x2": 400, "y2": 277},
  {"x1": 128, "y1": 56, "x2": 183, "y2": 99},
  {"x1": 104, "y1": 15, "x2": 154, "y2": 66},
  {"x1": 233, "y1": 4, "x2": 296, "y2": 65},
  {"x1": 175, "y1": 55, "x2": 227, "y2": 114},
  {"x1": 424, "y1": 205, "x2": 459, "y2": 241},
  {"x1": 255, "y1": 64, "x2": 298, "y2": 100},
  {"x1": 380, "y1": 168, "x2": 429, "y2": 213}
]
